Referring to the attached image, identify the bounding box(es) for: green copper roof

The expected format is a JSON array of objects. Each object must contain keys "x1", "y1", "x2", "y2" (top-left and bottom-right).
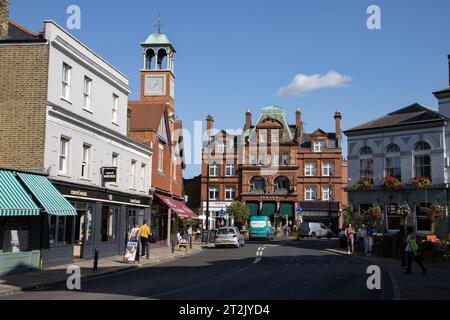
[
  {"x1": 142, "y1": 33, "x2": 171, "y2": 45},
  {"x1": 246, "y1": 106, "x2": 294, "y2": 142}
]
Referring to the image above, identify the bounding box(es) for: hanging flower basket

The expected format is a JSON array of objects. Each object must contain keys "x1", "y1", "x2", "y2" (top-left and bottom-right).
[
  {"x1": 412, "y1": 176, "x2": 432, "y2": 190},
  {"x1": 382, "y1": 176, "x2": 402, "y2": 192},
  {"x1": 368, "y1": 204, "x2": 383, "y2": 222},
  {"x1": 396, "y1": 203, "x2": 412, "y2": 225},
  {"x1": 428, "y1": 205, "x2": 446, "y2": 222},
  {"x1": 351, "y1": 178, "x2": 374, "y2": 191}
]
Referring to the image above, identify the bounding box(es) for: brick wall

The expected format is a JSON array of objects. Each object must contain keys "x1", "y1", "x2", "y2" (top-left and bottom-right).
[{"x1": 0, "y1": 44, "x2": 49, "y2": 170}]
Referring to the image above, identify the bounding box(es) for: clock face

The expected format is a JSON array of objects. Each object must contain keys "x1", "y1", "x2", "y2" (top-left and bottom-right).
[{"x1": 144, "y1": 75, "x2": 165, "y2": 96}]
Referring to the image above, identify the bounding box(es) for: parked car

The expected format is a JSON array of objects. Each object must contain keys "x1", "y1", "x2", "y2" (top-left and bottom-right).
[
  {"x1": 215, "y1": 227, "x2": 245, "y2": 248},
  {"x1": 249, "y1": 216, "x2": 274, "y2": 241},
  {"x1": 300, "y1": 222, "x2": 333, "y2": 239}
]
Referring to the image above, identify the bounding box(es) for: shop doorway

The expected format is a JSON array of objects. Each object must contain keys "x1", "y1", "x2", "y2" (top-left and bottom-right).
[
  {"x1": 73, "y1": 203, "x2": 93, "y2": 260},
  {"x1": 125, "y1": 209, "x2": 144, "y2": 241}
]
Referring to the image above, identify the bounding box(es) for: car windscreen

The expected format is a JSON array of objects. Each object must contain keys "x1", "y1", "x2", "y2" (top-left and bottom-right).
[
  {"x1": 251, "y1": 220, "x2": 267, "y2": 228},
  {"x1": 217, "y1": 229, "x2": 236, "y2": 235}
]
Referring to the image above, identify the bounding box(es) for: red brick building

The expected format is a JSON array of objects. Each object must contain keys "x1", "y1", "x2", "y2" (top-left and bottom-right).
[
  {"x1": 128, "y1": 31, "x2": 195, "y2": 246},
  {"x1": 201, "y1": 106, "x2": 348, "y2": 232}
]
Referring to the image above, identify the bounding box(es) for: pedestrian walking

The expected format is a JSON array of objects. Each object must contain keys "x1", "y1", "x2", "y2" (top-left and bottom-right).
[
  {"x1": 129, "y1": 223, "x2": 140, "y2": 241},
  {"x1": 345, "y1": 224, "x2": 356, "y2": 254},
  {"x1": 365, "y1": 225, "x2": 374, "y2": 256},
  {"x1": 187, "y1": 224, "x2": 193, "y2": 249},
  {"x1": 396, "y1": 228, "x2": 407, "y2": 268},
  {"x1": 139, "y1": 220, "x2": 151, "y2": 258},
  {"x1": 405, "y1": 226, "x2": 427, "y2": 275},
  {"x1": 357, "y1": 225, "x2": 366, "y2": 255}
]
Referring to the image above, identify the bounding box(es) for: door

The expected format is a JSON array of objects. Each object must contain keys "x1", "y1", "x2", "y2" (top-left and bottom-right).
[{"x1": 73, "y1": 203, "x2": 93, "y2": 259}]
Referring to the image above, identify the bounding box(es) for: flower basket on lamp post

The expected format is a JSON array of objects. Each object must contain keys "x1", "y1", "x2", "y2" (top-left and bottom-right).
[
  {"x1": 397, "y1": 203, "x2": 412, "y2": 228},
  {"x1": 368, "y1": 203, "x2": 383, "y2": 232},
  {"x1": 428, "y1": 205, "x2": 445, "y2": 234}
]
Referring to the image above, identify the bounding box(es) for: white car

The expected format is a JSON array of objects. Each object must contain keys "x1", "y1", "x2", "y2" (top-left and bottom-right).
[
  {"x1": 300, "y1": 222, "x2": 333, "y2": 239},
  {"x1": 215, "y1": 227, "x2": 245, "y2": 248}
]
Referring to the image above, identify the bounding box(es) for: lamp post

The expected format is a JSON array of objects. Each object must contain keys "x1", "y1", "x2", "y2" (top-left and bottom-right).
[
  {"x1": 328, "y1": 173, "x2": 333, "y2": 230},
  {"x1": 206, "y1": 162, "x2": 210, "y2": 232}
]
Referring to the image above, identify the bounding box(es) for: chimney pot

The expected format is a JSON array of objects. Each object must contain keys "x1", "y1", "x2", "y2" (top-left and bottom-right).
[
  {"x1": 334, "y1": 111, "x2": 342, "y2": 138},
  {"x1": 206, "y1": 115, "x2": 214, "y2": 130}
]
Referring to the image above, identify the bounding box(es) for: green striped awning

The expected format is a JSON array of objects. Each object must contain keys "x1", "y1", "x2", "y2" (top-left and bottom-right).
[
  {"x1": 246, "y1": 202, "x2": 259, "y2": 216},
  {"x1": 17, "y1": 173, "x2": 77, "y2": 216},
  {"x1": 0, "y1": 170, "x2": 40, "y2": 216},
  {"x1": 280, "y1": 203, "x2": 294, "y2": 218},
  {"x1": 261, "y1": 203, "x2": 276, "y2": 217}
]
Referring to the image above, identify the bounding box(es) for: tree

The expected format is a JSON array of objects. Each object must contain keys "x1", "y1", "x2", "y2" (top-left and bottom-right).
[{"x1": 227, "y1": 201, "x2": 250, "y2": 230}]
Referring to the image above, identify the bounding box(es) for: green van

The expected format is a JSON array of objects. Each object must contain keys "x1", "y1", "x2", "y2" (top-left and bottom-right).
[{"x1": 249, "y1": 216, "x2": 274, "y2": 241}]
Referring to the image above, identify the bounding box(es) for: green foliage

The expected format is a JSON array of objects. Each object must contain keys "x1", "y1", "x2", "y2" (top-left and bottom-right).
[{"x1": 227, "y1": 201, "x2": 250, "y2": 226}]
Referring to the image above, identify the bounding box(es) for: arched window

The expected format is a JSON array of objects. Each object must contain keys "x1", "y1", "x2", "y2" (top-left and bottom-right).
[
  {"x1": 385, "y1": 144, "x2": 401, "y2": 181},
  {"x1": 359, "y1": 146, "x2": 373, "y2": 180},
  {"x1": 157, "y1": 49, "x2": 168, "y2": 70},
  {"x1": 414, "y1": 141, "x2": 431, "y2": 179},
  {"x1": 274, "y1": 176, "x2": 290, "y2": 194},
  {"x1": 145, "y1": 49, "x2": 155, "y2": 70},
  {"x1": 250, "y1": 177, "x2": 266, "y2": 193}
]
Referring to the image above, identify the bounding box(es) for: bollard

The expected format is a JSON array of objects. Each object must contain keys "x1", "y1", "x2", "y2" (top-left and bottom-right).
[
  {"x1": 146, "y1": 240, "x2": 150, "y2": 260},
  {"x1": 94, "y1": 248, "x2": 99, "y2": 271}
]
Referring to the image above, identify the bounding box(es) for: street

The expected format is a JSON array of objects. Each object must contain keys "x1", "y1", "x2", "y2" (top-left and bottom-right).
[{"x1": 1, "y1": 239, "x2": 393, "y2": 300}]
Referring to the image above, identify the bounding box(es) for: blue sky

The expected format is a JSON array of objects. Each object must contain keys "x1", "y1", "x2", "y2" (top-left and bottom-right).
[{"x1": 11, "y1": 0, "x2": 450, "y2": 178}]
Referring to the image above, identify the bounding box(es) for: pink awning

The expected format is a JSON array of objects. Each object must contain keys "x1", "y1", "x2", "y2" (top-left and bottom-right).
[{"x1": 155, "y1": 194, "x2": 198, "y2": 219}]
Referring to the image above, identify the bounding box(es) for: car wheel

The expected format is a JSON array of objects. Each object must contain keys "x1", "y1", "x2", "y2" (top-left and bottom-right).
[{"x1": 311, "y1": 232, "x2": 316, "y2": 238}]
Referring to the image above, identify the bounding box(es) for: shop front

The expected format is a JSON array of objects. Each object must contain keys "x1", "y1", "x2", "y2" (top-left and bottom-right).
[
  {"x1": 245, "y1": 199, "x2": 296, "y2": 232},
  {"x1": 0, "y1": 169, "x2": 78, "y2": 276},
  {"x1": 45, "y1": 180, "x2": 152, "y2": 266},
  {"x1": 153, "y1": 193, "x2": 198, "y2": 246}
]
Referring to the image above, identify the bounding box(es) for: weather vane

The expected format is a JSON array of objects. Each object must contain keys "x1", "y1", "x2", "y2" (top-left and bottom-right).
[{"x1": 155, "y1": 14, "x2": 165, "y2": 34}]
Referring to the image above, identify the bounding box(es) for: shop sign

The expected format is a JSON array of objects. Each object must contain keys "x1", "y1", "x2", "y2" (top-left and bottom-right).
[
  {"x1": 70, "y1": 190, "x2": 88, "y2": 197},
  {"x1": 102, "y1": 167, "x2": 117, "y2": 183},
  {"x1": 260, "y1": 195, "x2": 278, "y2": 200}
]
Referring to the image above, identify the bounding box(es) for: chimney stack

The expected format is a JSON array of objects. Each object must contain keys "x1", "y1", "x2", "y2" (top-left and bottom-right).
[
  {"x1": 0, "y1": 0, "x2": 10, "y2": 39},
  {"x1": 245, "y1": 110, "x2": 252, "y2": 131},
  {"x1": 334, "y1": 111, "x2": 342, "y2": 139},
  {"x1": 296, "y1": 108, "x2": 303, "y2": 142},
  {"x1": 206, "y1": 115, "x2": 214, "y2": 131}
]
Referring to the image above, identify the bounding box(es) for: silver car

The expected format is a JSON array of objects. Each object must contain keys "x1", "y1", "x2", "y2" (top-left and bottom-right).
[{"x1": 215, "y1": 227, "x2": 245, "y2": 248}]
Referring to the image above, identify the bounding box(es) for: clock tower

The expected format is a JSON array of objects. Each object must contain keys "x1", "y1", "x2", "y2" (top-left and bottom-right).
[{"x1": 140, "y1": 30, "x2": 176, "y2": 116}]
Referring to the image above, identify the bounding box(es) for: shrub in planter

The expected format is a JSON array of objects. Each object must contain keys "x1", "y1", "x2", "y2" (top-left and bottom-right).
[
  {"x1": 351, "y1": 178, "x2": 374, "y2": 191},
  {"x1": 382, "y1": 176, "x2": 402, "y2": 192},
  {"x1": 412, "y1": 176, "x2": 432, "y2": 190}
]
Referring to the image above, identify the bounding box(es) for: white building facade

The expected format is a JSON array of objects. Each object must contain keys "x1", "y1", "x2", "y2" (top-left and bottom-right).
[
  {"x1": 344, "y1": 103, "x2": 449, "y2": 237},
  {"x1": 41, "y1": 21, "x2": 153, "y2": 265}
]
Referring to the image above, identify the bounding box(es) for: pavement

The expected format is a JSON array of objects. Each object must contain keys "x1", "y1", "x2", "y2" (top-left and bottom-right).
[
  {"x1": 323, "y1": 245, "x2": 450, "y2": 300},
  {"x1": 0, "y1": 242, "x2": 206, "y2": 296},
  {"x1": 1, "y1": 238, "x2": 449, "y2": 300}
]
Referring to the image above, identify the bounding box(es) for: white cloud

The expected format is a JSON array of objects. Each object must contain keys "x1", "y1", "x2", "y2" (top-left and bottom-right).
[{"x1": 276, "y1": 70, "x2": 352, "y2": 96}]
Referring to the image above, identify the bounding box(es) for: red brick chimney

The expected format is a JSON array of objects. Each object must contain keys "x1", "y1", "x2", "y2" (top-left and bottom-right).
[
  {"x1": 296, "y1": 108, "x2": 302, "y2": 142},
  {"x1": 244, "y1": 110, "x2": 252, "y2": 131},
  {"x1": 206, "y1": 115, "x2": 214, "y2": 130},
  {"x1": 0, "y1": 0, "x2": 10, "y2": 39},
  {"x1": 334, "y1": 111, "x2": 342, "y2": 138}
]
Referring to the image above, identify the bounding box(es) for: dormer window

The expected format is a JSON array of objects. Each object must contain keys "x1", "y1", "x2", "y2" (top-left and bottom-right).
[
  {"x1": 217, "y1": 142, "x2": 226, "y2": 154},
  {"x1": 271, "y1": 130, "x2": 279, "y2": 143},
  {"x1": 313, "y1": 141, "x2": 323, "y2": 153},
  {"x1": 259, "y1": 131, "x2": 267, "y2": 144}
]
